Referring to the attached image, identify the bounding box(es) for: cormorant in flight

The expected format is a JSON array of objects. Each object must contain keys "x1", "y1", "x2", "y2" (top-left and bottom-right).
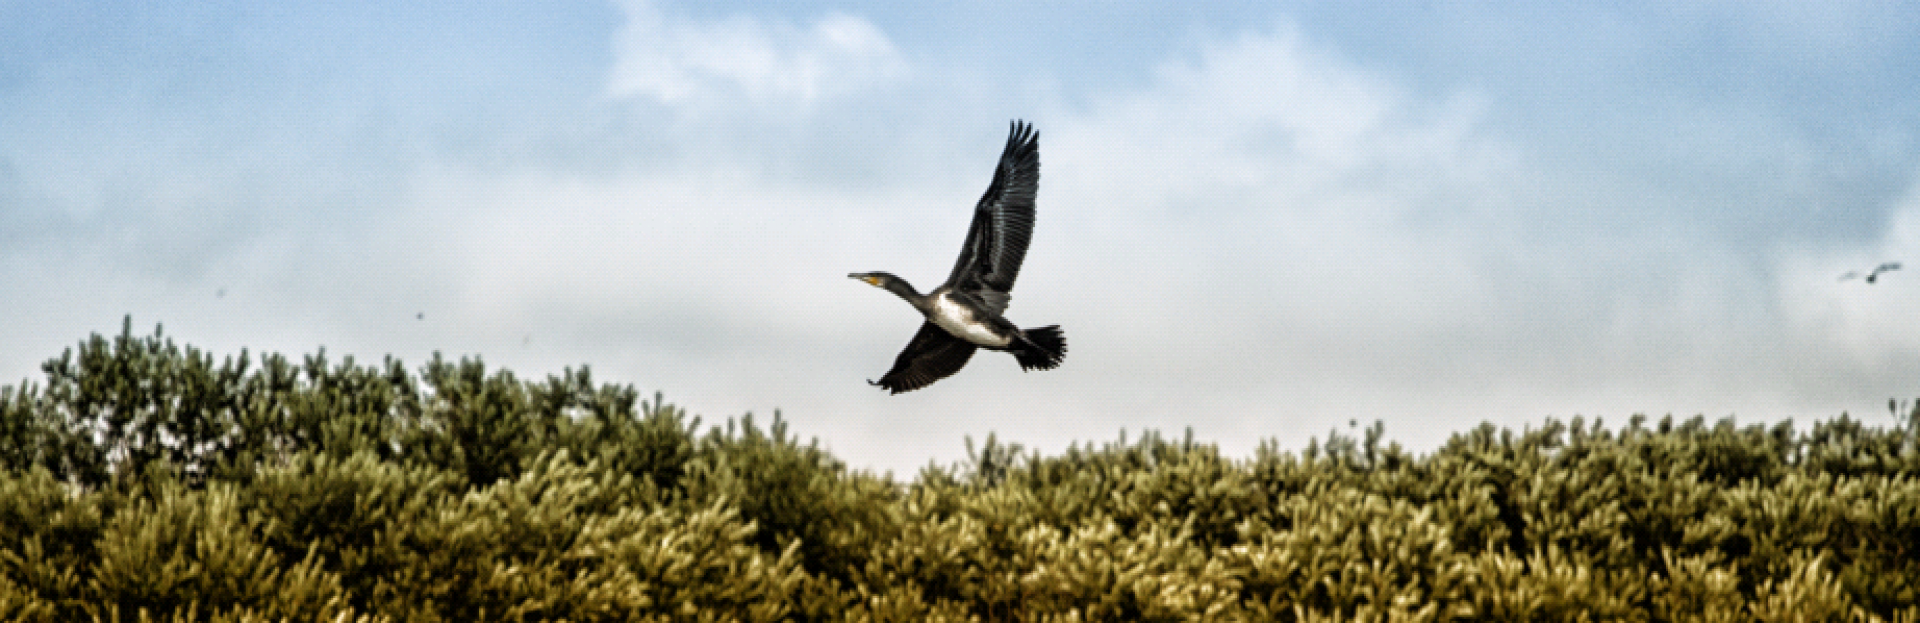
[{"x1": 851, "y1": 120, "x2": 1066, "y2": 394}]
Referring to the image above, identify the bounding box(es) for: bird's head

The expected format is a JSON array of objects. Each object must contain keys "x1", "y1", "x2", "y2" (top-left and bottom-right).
[{"x1": 848, "y1": 272, "x2": 894, "y2": 288}]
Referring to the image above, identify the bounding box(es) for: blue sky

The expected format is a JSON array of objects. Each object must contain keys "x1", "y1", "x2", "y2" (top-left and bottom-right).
[{"x1": 5, "y1": 1, "x2": 1920, "y2": 475}]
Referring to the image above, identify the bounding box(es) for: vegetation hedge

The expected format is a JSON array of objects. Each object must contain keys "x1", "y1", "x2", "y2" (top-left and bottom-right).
[{"x1": 3, "y1": 319, "x2": 1919, "y2": 621}]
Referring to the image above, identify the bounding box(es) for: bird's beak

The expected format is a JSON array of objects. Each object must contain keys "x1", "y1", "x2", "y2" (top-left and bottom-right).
[{"x1": 847, "y1": 273, "x2": 874, "y2": 286}]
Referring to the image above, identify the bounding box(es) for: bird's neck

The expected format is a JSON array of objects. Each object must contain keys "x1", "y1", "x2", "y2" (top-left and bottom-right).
[{"x1": 885, "y1": 278, "x2": 933, "y2": 313}]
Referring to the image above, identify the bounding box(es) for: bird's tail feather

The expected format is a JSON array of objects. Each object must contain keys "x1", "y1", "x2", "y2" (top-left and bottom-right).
[{"x1": 1014, "y1": 326, "x2": 1066, "y2": 371}]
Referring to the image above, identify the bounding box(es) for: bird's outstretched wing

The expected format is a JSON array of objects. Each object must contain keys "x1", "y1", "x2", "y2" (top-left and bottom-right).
[
  {"x1": 945, "y1": 120, "x2": 1040, "y2": 316},
  {"x1": 1867, "y1": 262, "x2": 1902, "y2": 284},
  {"x1": 871, "y1": 321, "x2": 979, "y2": 394}
]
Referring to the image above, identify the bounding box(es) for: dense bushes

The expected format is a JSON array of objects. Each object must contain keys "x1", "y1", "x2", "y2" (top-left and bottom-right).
[{"x1": 3, "y1": 319, "x2": 1919, "y2": 621}]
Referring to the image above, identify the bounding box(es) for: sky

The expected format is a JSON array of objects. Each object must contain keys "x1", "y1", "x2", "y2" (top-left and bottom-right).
[{"x1": 4, "y1": 1, "x2": 1920, "y2": 476}]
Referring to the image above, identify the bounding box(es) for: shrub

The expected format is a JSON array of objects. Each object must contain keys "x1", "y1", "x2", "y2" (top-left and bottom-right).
[{"x1": 4, "y1": 321, "x2": 1920, "y2": 620}]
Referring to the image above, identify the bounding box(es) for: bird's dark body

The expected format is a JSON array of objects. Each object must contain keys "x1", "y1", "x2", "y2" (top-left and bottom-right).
[{"x1": 851, "y1": 121, "x2": 1066, "y2": 394}]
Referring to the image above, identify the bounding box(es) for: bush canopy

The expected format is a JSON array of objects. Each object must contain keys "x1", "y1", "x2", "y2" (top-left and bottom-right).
[{"x1": 3, "y1": 319, "x2": 1918, "y2": 621}]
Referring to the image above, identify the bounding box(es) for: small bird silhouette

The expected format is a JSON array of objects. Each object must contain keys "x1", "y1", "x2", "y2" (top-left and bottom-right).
[
  {"x1": 416, "y1": 312, "x2": 425, "y2": 320},
  {"x1": 1841, "y1": 262, "x2": 1902, "y2": 284}
]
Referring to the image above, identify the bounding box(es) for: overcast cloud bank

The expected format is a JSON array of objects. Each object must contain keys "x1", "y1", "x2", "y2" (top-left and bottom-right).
[{"x1": 3, "y1": 2, "x2": 1918, "y2": 474}]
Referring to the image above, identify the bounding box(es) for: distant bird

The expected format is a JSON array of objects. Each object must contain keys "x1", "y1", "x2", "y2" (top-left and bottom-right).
[
  {"x1": 1840, "y1": 262, "x2": 1902, "y2": 284},
  {"x1": 416, "y1": 312, "x2": 425, "y2": 320},
  {"x1": 1869, "y1": 262, "x2": 1902, "y2": 283},
  {"x1": 850, "y1": 120, "x2": 1066, "y2": 394},
  {"x1": 216, "y1": 287, "x2": 226, "y2": 298}
]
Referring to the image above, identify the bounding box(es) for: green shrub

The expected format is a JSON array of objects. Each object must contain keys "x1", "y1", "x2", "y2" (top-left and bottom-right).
[
  {"x1": 85, "y1": 481, "x2": 354, "y2": 620},
  {"x1": 4, "y1": 321, "x2": 1920, "y2": 620}
]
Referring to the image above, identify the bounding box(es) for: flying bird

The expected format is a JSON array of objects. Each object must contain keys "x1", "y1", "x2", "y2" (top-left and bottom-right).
[
  {"x1": 850, "y1": 120, "x2": 1066, "y2": 394},
  {"x1": 1840, "y1": 262, "x2": 1902, "y2": 284}
]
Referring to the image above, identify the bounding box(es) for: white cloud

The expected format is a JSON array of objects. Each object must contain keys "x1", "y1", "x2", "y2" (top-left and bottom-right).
[
  {"x1": 607, "y1": 0, "x2": 906, "y2": 112},
  {"x1": 1047, "y1": 27, "x2": 1524, "y2": 365},
  {"x1": 1000, "y1": 22, "x2": 1914, "y2": 459}
]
